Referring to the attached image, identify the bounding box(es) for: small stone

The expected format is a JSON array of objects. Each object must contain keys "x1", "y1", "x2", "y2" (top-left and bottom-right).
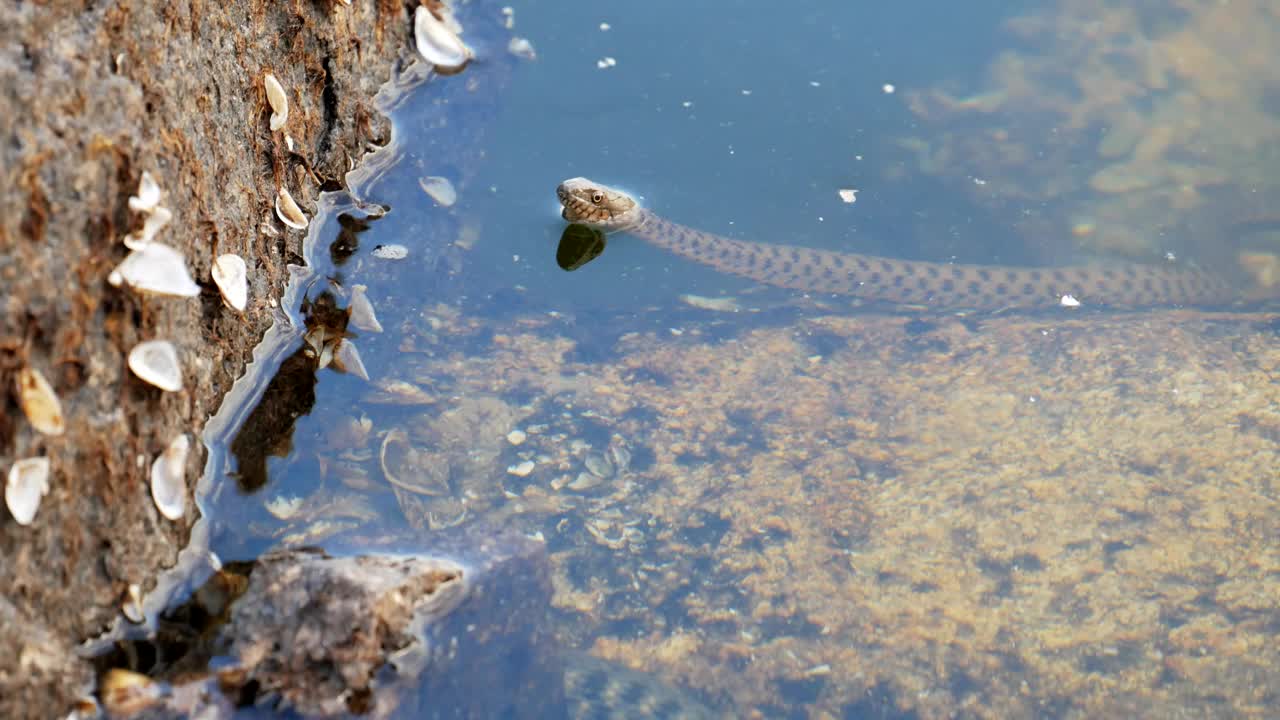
[
  {"x1": 507, "y1": 460, "x2": 535, "y2": 477},
  {"x1": 507, "y1": 37, "x2": 536, "y2": 60},
  {"x1": 506, "y1": 429, "x2": 527, "y2": 446}
]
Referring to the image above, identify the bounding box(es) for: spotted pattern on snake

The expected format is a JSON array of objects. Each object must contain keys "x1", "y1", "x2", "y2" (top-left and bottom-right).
[{"x1": 557, "y1": 177, "x2": 1238, "y2": 309}]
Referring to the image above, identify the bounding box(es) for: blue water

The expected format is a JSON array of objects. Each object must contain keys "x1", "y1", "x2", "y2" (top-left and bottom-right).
[
  {"x1": 185, "y1": 1, "x2": 1280, "y2": 717},
  {"x1": 473, "y1": 0, "x2": 1026, "y2": 307}
]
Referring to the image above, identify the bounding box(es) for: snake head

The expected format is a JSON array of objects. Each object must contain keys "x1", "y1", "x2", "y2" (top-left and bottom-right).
[{"x1": 556, "y1": 177, "x2": 641, "y2": 231}]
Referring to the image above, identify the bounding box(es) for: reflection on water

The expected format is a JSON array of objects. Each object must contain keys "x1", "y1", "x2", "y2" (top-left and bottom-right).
[{"x1": 115, "y1": 0, "x2": 1280, "y2": 717}]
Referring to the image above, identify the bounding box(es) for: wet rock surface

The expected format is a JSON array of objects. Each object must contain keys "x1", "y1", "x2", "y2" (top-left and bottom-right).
[
  {"x1": 0, "y1": 1, "x2": 417, "y2": 715},
  {"x1": 94, "y1": 526, "x2": 563, "y2": 719}
]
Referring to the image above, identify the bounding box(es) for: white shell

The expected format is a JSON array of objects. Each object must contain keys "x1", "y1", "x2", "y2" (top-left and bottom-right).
[
  {"x1": 17, "y1": 367, "x2": 66, "y2": 436},
  {"x1": 264, "y1": 73, "x2": 289, "y2": 131},
  {"x1": 150, "y1": 434, "x2": 189, "y2": 520},
  {"x1": 348, "y1": 284, "x2": 383, "y2": 332},
  {"x1": 332, "y1": 340, "x2": 369, "y2": 381},
  {"x1": 128, "y1": 340, "x2": 184, "y2": 392},
  {"x1": 274, "y1": 186, "x2": 309, "y2": 230},
  {"x1": 418, "y1": 176, "x2": 457, "y2": 207},
  {"x1": 128, "y1": 172, "x2": 162, "y2": 213},
  {"x1": 6, "y1": 457, "x2": 51, "y2": 526},
  {"x1": 123, "y1": 206, "x2": 173, "y2": 250},
  {"x1": 211, "y1": 254, "x2": 248, "y2": 311},
  {"x1": 1059, "y1": 294, "x2": 1082, "y2": 308},
  {"x1": 414, "y1": 5, "x2": 472, "y2": 70},
  {"x1": 108, "y1": 242, "x2": 201, "y2": 298}
]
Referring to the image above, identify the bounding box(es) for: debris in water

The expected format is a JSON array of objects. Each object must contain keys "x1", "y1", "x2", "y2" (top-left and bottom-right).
[
  {"x1": 508, "y1": 37, "x2": 536, "y2": 60},
  {"x1": 150, "y1": 434, "x2": 189, "y2": 520},
  {"x1": 414, "y1": 5, "x2": 472, "y2": 71},
  {"x1": 372, "y1": 244, "x2": 409, "y2": 260},
  {"x1": 264, "y1": 73, "x2": 289, "y2": 131},
  {"x1": 838, "y1": 188, "x2": 858, "y2": 203},
  {"x1": 1059, "y1": 294, "x2": 1081, "y2": 308},
  {"x1": 418, "y1": 175, "x2": 458, "y2": 207},
  {"x1": 128, "y1": 340, "x2": 184, "y2": 392},
  {"x1": 331, "y1": 340, "x2": 370, "y2": 381},
  {"x1": 17, "y1": 367, "x2": 66, "y2": 436},
  {"x1": 108, "y1": 242, "x2": 202, "y2": 297},
  {"x1": 679, "y1": 294, "x2": 741, "y2": 312},
  {"x1": 211, "y1": 254, "x2": 248, "y2": 311},
  {"x1": 596, "y1": 56, "x2": 617, "y2": 69},
  {"x1": 6, "y1": 457, "x2": 51, "y2": 526},
  {"x1": 507, "y1": 460, "x2": 535, "y2": 477},
  {"x1": 506, "y1": 429, "x2": 527, "y2": 446},
  {"x1": 274, "y1": 186, "x2": 309, "y2": 230}
]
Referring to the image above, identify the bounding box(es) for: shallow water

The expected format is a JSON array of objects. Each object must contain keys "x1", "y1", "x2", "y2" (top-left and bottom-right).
[{"x1": 185, "y1": 0, "x2": 1280, "y2": 717}]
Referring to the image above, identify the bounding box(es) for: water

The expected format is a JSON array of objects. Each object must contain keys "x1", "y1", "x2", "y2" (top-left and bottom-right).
[{"x1": 169, "y1": 1, "x2": 1280, "y2": 717}]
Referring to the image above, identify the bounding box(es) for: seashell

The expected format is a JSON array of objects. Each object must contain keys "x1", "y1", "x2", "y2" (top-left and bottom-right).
[
  {"x1": 414, "y1": 5, "x2": 472, "y2": 71},
  {"x1": 274, "y1": 186, "x2": 309, "y2": 230},
  {"x1": 418, "y1": 176, "x2": 457, "y2": 207},
  {"x1": 108, "y1": 242, "x2": 201, "y2": 298},
  {"x1": 6, "y1": 457, "x2": 51, "y2": 526},
  {"x1": 211, "y1": 254, "x2": 248, "y2": 311},
  {"x1": 128, "y1": 340, "x2": 184, "y2": 392},
  {"x1": 128, "y1": 172, "x2": 162, "y2": 213},
  {"x1": 17, "y1": 367, "x2": 66, "y2": 436},
  {"x1": 583, "y1": 452, "x2": 613, "y2": 479},
  {"x1": 99, "y1": 669, "x2": 167, "y2": 717},
  {"x1": 264, "y1": 73, "x2": 288, "y2": 131},
  {"x1": 348, "y1": 284, "x2": 383, "y2": 332},
  {"x1": 123, "y1": 206, "x2": 173, "y2": 250},
  {"x1": 150, "y1": 434, "x2": 189, "y2": 520},
  {"x1": 331, "y1": 340, "x2": 369, "y2": 381},
  {"x1": 380, "y1": 429, "x2": 449, "y2": 496}
]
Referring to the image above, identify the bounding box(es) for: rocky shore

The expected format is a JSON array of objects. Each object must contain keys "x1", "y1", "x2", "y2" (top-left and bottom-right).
[{"x1": 0, "y1": 2, "x2": 419, "y2": 715}]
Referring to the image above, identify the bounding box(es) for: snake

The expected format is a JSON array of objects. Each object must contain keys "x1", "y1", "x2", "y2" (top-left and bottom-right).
[{"x1": 557, "y1": 177, "x2": 1240, "y2": 309}]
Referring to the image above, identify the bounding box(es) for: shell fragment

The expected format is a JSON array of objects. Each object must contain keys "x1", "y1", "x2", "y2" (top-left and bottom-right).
[
  {"x1": 108, "y1": 242, "x2": 201, "y2": 297},
  {"x1": 123, "y1": 206, "x2": 174, "y2": 250},
  {"x1": 348, "y1": 285, "x2": 383, "y2": 332},
  {"x1": 150, "y1": 434, "x2": 189, "y2": 521},
  {"x1": 128, "y1": 172, "x2": 162, "y2": 214},
  {"x1": 418, "y1": 176, "x2": 457, "y2": 207},
  {"x1": 264, "y1": 73, "x2": 289, "y2": 131},
  {"x1": 414, "y1": 5, "x2": 473, "y2": 71},
  {"x1": 211, "y1": 254, "x2": 248, "y2": 311},
  {"x1": 6, "y1": 457, "x2": 51, "y2": 526},
  {"x1": 128, "y1": 340, "x2": 184, "y2": 392},
  {"x1": 17, "y1": 367, "x2": 66, "y2": 436},
  {"x1": 274, "y1": 186, "x2": 309, "y2": 230}
]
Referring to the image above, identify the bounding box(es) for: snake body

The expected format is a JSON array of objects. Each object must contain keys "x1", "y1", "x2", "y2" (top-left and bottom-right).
[{"x1": 557, "y1": 177, "x2": 1238, "y2": 309}]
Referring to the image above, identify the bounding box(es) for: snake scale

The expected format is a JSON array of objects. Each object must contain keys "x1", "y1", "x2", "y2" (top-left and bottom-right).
[{"x1": 557, "y1": 177, "x2": 1239, "y2": 309}]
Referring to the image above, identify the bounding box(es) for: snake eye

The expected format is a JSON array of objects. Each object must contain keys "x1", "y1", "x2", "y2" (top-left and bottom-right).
[{"x1": 591, "y1": 191, "x2": 603, "y2": 204}]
